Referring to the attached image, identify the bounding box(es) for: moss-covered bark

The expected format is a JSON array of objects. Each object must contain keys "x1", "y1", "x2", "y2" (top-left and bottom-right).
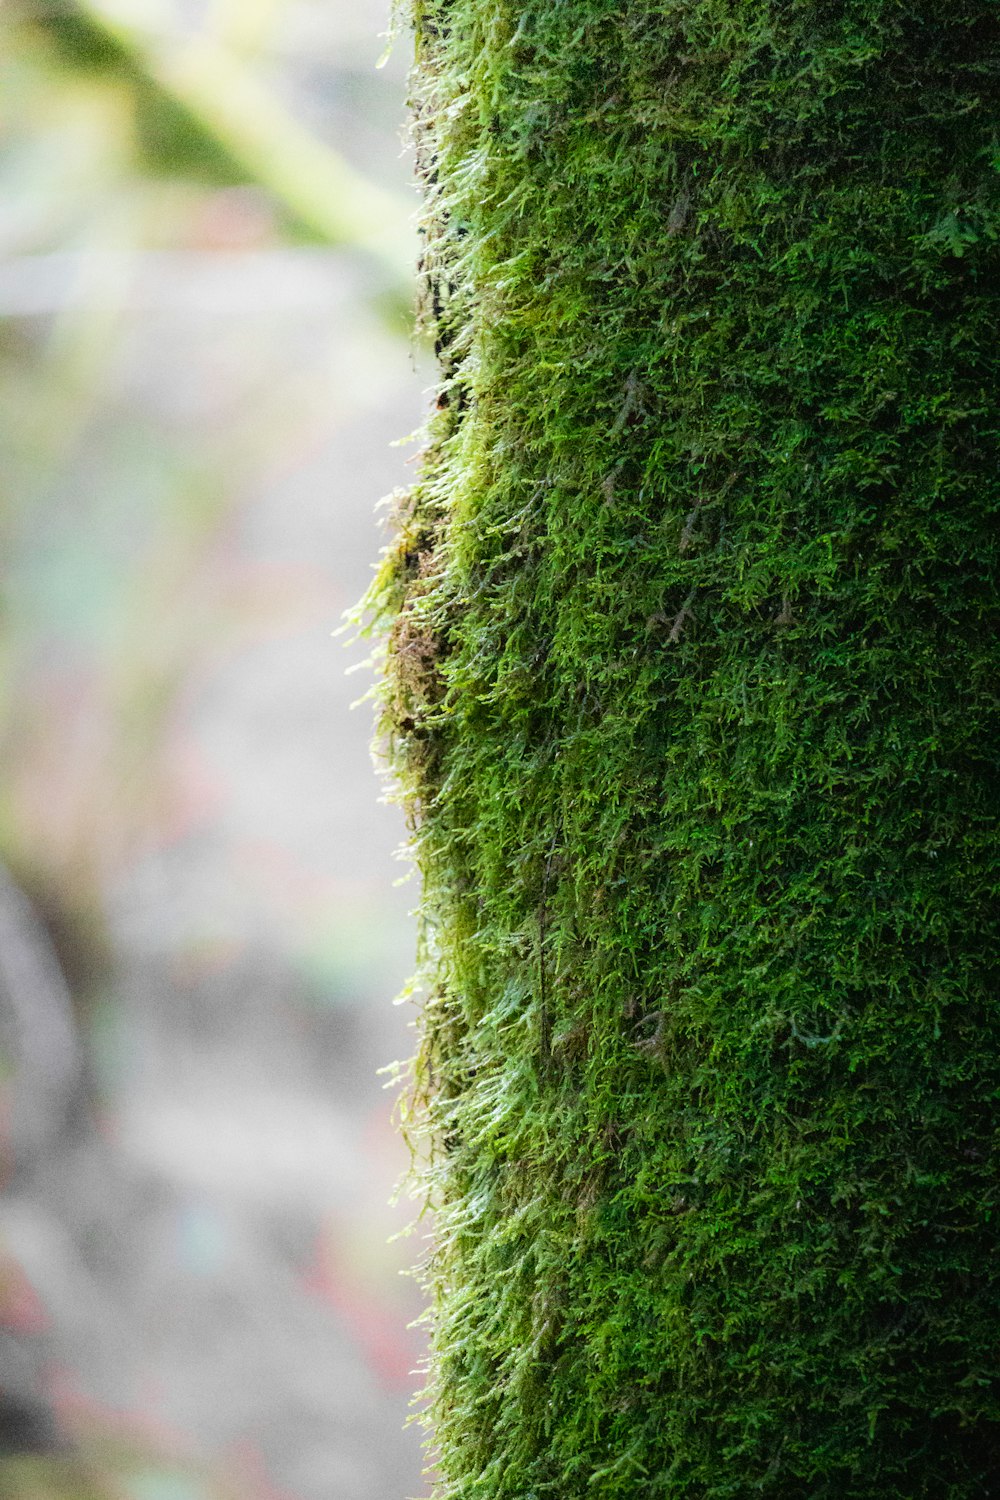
[{"x1": 372, "y1": 2, "x2": 1000, "y2": 1493}]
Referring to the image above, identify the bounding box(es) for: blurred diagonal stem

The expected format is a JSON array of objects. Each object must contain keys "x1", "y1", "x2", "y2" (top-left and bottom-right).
[{"x1": 35, "y1": 0, "x2": 413, "y2": 281}]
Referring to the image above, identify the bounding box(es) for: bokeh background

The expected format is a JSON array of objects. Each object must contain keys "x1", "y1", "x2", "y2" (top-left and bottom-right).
[{"x1": 0, "y1": 3, "x2": 429, "y2": 1496}]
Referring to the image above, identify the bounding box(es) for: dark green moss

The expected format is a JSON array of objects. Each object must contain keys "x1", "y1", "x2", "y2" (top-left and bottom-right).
[{"x1": 370, "y1": 2, "x2": 1000, "y2": 1493}]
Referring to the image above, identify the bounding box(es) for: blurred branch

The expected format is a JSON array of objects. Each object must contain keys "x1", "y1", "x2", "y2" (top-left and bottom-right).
[
  {"x1": 29, "y1": 0, "x2": 414, "y2": 284},
  {"x1": 0, "y1": 862, "x2": 81, "y2": 1171}
]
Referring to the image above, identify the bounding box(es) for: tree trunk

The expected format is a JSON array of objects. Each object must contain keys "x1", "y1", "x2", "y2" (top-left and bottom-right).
[{"x1": 373, "y1": 2, "x2": 1000, "y2": 1493}]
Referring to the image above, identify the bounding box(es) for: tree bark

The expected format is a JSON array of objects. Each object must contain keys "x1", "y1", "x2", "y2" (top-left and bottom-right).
[{"x1": 374, "y1": 2, "x2": 1000, "y2": 1493}]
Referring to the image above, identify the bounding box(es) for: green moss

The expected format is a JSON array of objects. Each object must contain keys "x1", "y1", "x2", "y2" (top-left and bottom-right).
[{"x1": 369, "y1": 2, "x2": 1000, "y2": 1494}]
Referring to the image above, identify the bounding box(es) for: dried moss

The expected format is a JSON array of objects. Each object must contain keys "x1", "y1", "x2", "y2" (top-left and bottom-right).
[{"x1": 368, "y1": 2, "x2": 1000, "y2": 1494}]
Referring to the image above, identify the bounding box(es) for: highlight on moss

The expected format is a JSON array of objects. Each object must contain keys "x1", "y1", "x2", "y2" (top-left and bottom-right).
[{"x1": 367, "y1": 2, "x2": 1000, "y2": 1494}]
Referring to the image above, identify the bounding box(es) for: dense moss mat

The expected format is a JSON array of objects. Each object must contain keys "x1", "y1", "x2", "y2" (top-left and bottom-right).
[{"x1": 370, "y1": 1, "x2": 1000, "y2": 1494}]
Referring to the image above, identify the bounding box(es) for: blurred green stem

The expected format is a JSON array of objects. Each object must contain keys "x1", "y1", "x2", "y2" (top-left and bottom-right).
[{"x1": 53, "y1": 0, "x2": 414, "y2": 281}]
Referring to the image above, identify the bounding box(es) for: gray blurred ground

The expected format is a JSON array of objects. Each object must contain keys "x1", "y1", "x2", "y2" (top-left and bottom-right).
[{"x1": 0, "y1": 3, "x2": 432, "y2": 1497}]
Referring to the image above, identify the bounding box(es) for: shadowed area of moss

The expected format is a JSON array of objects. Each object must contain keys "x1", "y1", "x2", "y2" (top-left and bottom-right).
[{"x1": 369, "y1": 1, "x2": 1000, "y2": 1494}]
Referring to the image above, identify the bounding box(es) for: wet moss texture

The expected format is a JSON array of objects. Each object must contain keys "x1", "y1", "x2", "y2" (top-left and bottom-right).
[{"x1": 370, "y1": 2, "x2": 1000, "y2": 1494}]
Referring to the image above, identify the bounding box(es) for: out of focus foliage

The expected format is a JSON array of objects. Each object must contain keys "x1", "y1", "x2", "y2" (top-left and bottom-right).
[
  {"x1": 1, "y1": 5, "x2": 420, "y2": 1497},
  {"x1": 0, "y1": 0, "x2": 408, "y2": 975}
]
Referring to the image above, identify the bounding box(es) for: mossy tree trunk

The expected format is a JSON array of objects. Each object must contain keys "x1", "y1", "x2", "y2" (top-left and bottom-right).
[{"x1": 373, "y1": 2, "x2": 1000, "y2": 1494}]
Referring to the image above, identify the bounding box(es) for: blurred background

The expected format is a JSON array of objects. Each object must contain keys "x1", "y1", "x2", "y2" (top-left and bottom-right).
[{"x1": 0, "y1": 2, "x2": 429, "y2": 1496}]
